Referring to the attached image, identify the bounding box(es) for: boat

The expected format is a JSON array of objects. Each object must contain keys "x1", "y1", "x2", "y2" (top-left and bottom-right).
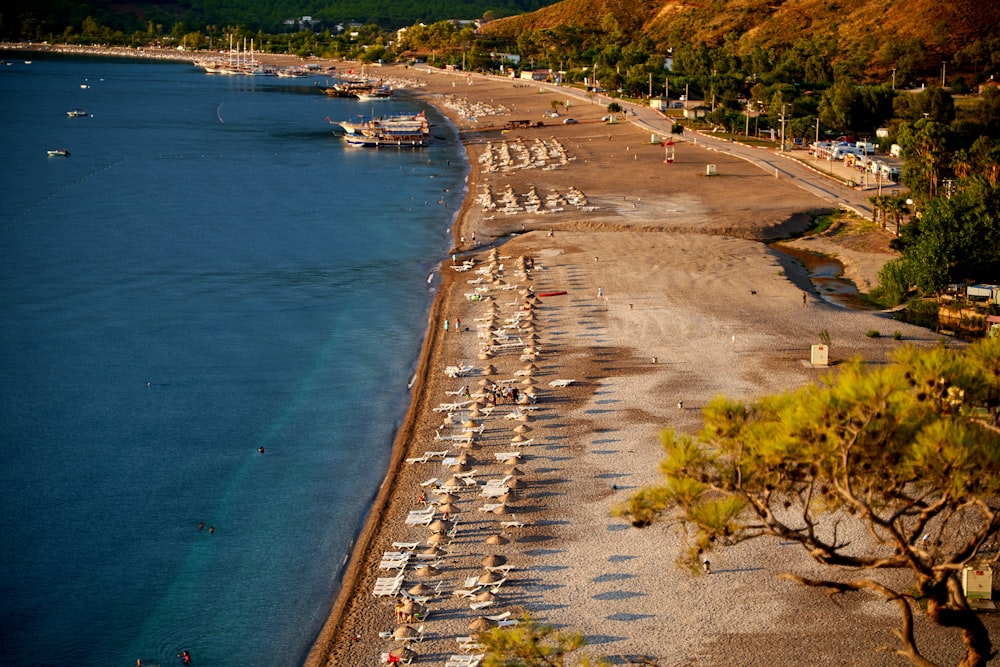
[
  {"x1": 66, "y1": 109, "x2": 88, "y2": 118},
  {"x1": 355, "y1": 86, "x2": 392, "y2": 101},
  {"x1": 332, "y1": 112, "x2": 429, "y2": 148},
  {"x1": 47, "y1": 149, "x2": 71, "y2": 157}
]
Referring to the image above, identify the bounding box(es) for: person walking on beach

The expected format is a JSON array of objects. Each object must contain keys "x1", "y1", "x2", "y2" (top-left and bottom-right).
[
  {"x1": 444, "y1": 318, "x2": 449, "y2": 333},
  {"x1": 597, "y1": 286, "x2": 604, "y2": 299},
  {"x1": 455, "y1": 318, "x2": 461, "y2": 332},
  {"x1": 802, "y1": 291, "x2": 808, "y2": 307}
]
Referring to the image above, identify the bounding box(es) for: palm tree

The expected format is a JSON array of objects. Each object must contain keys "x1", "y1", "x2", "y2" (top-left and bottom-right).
[
  {"x1": 882, "y1": 196, "x2": 907, "y2": 236},
  {"x1": 869, "y1": 194, "x2": 887, "y2": 228}
]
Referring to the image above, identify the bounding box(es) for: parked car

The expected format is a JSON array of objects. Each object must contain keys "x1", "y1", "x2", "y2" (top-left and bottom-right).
[{"x1": 563, "y1": 118, "x2": 578, "y2": 124}]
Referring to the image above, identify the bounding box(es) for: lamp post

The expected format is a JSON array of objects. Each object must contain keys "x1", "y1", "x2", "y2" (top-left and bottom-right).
[{"x1": 891, "y1": 67, "x2": 896, "y2": 90}]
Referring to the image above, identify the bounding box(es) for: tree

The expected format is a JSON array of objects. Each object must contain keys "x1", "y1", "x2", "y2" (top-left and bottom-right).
[
  {"x1": 623, "y1": 339, "x2": 1000, "y2": 667},
  {"x1": 479, "y1": 615, "x2": 604, "y2": 666},
  {"x1": 887, "y1": 179, "x2": 1000, "y2": 293}
]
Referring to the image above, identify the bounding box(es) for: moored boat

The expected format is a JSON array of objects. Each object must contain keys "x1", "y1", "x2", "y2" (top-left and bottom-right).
[
  {"x1": 329, "y1": 112, "x2": 429, "y2": 148},
  {"x1": 66, "y1": 109, "x2": 88, "y2": 117},
  {"x1": 47, "y1": 148, "x2": 71, "y2": 157}
]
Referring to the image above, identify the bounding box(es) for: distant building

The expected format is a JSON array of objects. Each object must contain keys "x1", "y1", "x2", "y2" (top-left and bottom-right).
[
  {"x1": 978, "y1": 77, "x2": 1000, "y2": 95},
  {"x1": 492, "y1": 52, "x2": 521, "y2": 65},
  {"x1": 520, "y1": 69, "x2": 549, "y2": 82}
]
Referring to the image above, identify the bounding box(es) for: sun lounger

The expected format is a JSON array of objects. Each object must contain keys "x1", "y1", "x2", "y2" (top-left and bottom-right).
[
  {"x1": 494, "y1": 452, "x2": 521, "y2": 462},
  {"x1": 479, "y1": 502, "x2": 505, "y2": 512},
  {"x1": 382, "y1": 652, "x2": 414, "y2": 664},
  {"x1": 372, "y1": 572, "x2": 406, "y2": 597},
  {"x1": 485, "y1": 564, "x2": 514, "y2": 574},
  {"x1": 481, "y1": 485, "x2": 509, "y2": 498},
  {"x1": 469, "y1": 599, "x2": 495, "y2": 610},
  {"x1": 548, "y1": 379, "x2": 575, "y2": 387},
  {"x1": 497, "y1": 618, "x2": 519, "y2": 628},
  {"x1": 379, "y1": 553, "x2": 411, "y2": 570},
  {"x1": 457, "y1": 637, "x2": 486, "y2": 653},
  {"x1": 500, "y1": 515, "x2": 526, "y2": 528},
  {"x1": 452, "y1": 588, "x2": 479, "y2": 599},
  {"x1": 433, "y1": 400, "x2": 473, "y2": 413},
  {"x1": 485, "y1": 611, "x2": 511, "y2": 622},
  {"x1": 446, "y1": 654, "x2": 484, "y2": 667},
  {"x1": 392, "y1": 541, "x2": 419, "y2": 551}
]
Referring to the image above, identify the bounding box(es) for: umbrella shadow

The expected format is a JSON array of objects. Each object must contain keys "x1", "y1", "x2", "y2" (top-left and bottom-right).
[
  {"x1": 592, "y1": 590, "x2": 646, "y2": 601},
  {"x1": 605, "y1": 612, "x2": 655, "y2": 622},
  {"x1": 592, "y1": 572, "x2": 636, "y2": 583}
]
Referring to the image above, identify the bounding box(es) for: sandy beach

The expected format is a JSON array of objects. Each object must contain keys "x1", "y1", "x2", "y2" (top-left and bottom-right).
[
  {"x1": 10, "y1": 44, "x2": 989, "y2": 665},
  {"x1": 297, "y1": 65, "x2": 988, "y2": 667}
]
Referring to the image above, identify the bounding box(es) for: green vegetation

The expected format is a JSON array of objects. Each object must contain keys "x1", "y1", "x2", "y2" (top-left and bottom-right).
[
  {"x1": 478, "y1": 615, "x2": 605, "y2": 666},
  {"x1": 621, "y1": 338, "x2": 1000, "y2": 667}
]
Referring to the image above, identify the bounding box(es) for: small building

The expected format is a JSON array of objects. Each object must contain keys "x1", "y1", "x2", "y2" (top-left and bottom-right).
[
  {"x1": 649, "y1": 97, "x2": 668, "y2": 111},
  {"x1": 683, "y1": 106, "x2": 707, "y2": 119},
  {"x1": 519, "y1": 69, "x2": 548, "y2": 82}
]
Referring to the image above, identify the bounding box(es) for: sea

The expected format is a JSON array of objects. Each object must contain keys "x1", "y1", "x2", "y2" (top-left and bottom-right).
[{"x1": 0, "y1": 52, "x2": 467, "y2": 667}]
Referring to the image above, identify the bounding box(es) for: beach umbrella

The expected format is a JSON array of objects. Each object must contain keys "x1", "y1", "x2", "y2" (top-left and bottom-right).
[
  {"x1": 468, "y1": 617, "x2": 491, "y2": 633},
  {"x1": 408, "y1": 583, "x2": 432, "y2": 596},
  {"x1": 428, "y1": 518, "x2": 451, "y2": 533},
  {"x1": 491, "y1": 503, "x2": 509, "y2": 515},
  {"x1": 444, "y1": 476, "x2": 464, "y2": 489},
  {"x1": 478, "y1": 571, "x2": 502, "y2": 584},
  {"x1": 393, "y1": 623, "x2": 418, "y2": 640},
  {"x1": 468, "y1": 404, "x2": 482, "y2": 418},
  {"x1": 460, "y1": 439, "x2": 480, "y2": 451},
  {"x1": 389, "y1": 646, "x2": 417, "y2": 661},
  {"x1": 513, "y1": 424, "x2": 530, "y2": 434},
  {"x1": 475, "y1": 590, "x2": 496, "y2": 602},
  {"x1": 483, "y1": 554, "x2": 507, "y2": 567},
  {"x1": 478, "y1": 350, "x2": 492, "y2": 360},
  {"x1": 507, "y1": 477, "x2": 522, "y2": 489},
  {"x1": 435, "y1": 502, "x2": 455, "y2": 515},
  {"x1": 477, "y1": 378, "x2": 492, "y2": 388},
  {"x1": 511, "y1": 434, "x2": 528, "y2": 444},
  {"x1": 450, "y1": 462, "x2": 469, "y2": 473},
  {"x1": 462, "y1": 419, "x2": 478, "y2": 429},
  {"x1": 482, "y1": 364, "x2": 497, "y2": 376},
  {"x1": 485, "y1": 534, "x2": 509, "y2": 545},
  {"x1": 424, "y1": 532, "x2": 447, "y2": 545},
  {"x1": 436, "y1": 492, "x2": 458, "y2": 503},
  {"x1": 415, "y1": 563, "x2": 440, "y2": 575},
  {"x1": 504, "y1": 465, "x2": 523, "y2": 476}
]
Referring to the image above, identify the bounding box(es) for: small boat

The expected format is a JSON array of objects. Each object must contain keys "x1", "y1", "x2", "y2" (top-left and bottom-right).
[
  {"x1": 66, "y1": 109, "x2": 88, "y2": 118},
  {"x1": 331, "y1": 112, "x2": 429, "y2": 148},
  {"x1": 47, "y1": 148, "x2": 71, "y2": 157},
  {"x1": 355, "y1": 86, "x2": 392, "y2": 101}
]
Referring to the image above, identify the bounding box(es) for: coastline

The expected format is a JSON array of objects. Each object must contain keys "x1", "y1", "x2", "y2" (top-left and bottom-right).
[{"x1": 11, "y1": 44, "x2": 973, "y2": 664}]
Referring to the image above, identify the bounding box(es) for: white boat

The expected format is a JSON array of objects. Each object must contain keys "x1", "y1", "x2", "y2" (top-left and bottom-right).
[
  {"x1": 47, "y1": 148, "x2": 71, "y2": 157},
  {"x1": 355, "y1": 86, "x2": 392, "y2": 101},
  {"x1": 335, "y1": 112, "x2": 429, "y2": 148},
  {"x1": 66, "y1": 109, "x2": 88, "y2": 118}
]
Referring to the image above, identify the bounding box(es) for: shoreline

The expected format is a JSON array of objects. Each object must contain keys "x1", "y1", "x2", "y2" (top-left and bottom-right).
[{"x1": 13, "y1": 44, "x2": 971, "y2": 664}]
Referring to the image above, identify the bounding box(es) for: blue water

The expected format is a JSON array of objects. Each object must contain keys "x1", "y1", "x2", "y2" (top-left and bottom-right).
[{"x1": 0, "y1": 54, "x2": 466, "y2": 667}]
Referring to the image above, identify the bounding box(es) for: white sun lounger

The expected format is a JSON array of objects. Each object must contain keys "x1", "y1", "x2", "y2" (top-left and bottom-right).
[
  {"x1": 497, "y1": 618, "x2": 519, "y2": 628},
  {"x1": 494, "y1": 452, "x2": 521, "y2": 462},
  {"x1": 548, "y1": 379, "x2": 575, "y2": 387},
  {"x1": 469, "y1": 599, "x2": 495, "y2": 610},
  {"x1": 446, "y1": 654, "x2": 485, "y2": 667},
  {"x1": 457, "y1": 637, "x2": 486, "y2": 653},
  {"x1": 373, "y1": 572, "x2": 406, "y2": 597},
  {"x1": 485, "y1": 611, "x2": 511, "y2": 622},
  {"x1": 481, "y1": 485, "x2": 509, "y2": 498},
  {"x1": 479, "y1": 502, "x2": 505, "y2": 513},
  {"x1": 392, "y1": 541, "x2": 419, "y2": 550},
  {"x1": 500, "y1": 515, "x2": 526, "y2": 528},
  {"x1": 419, "y1": 477, "x2": 440, "y2": 488}
]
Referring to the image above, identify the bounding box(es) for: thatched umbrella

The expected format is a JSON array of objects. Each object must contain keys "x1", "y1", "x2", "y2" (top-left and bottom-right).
[
  {"x1": 468, "y1": 617, "x2": 491, "y2": 633},
  {"x1": 450, "y1": 462, "x2": 470, "y2": 473},
  {"x1": 485, "y1": 533, "x2": 509, "y2": 546},
  {"x1": 477, "y1": 378, "x2": 492, "y2": 389},
  {"x1": 507, "y1": 477, "x2": 522, "y2": 489},
  {"x1": 482, "y1": 364, "x2": 497, "y2": 376},
  {"x1": 510, "y1": 434, "x2": 528, "y2": 444},
  {"x1": 435, "y1": 502, "x2": 455, "y2": 515},
  {"x1": 428, "y1": 518, "x2": 451, "y2": 533},
  {"x1": 435, "y1": 492, "x2": 458, "y2": 503},
  {"x1": 443, "y1": 476, "x2": 464, "y2": 489},
  {"x1": 478, "y1": 571, "x2": 502, "y2": 584},
  {"x1": 504, "y1": 465, "x2": 523, "y2": 476},
  {"x1": 475, "y1": 589, "x2": 496, "y2": 602},
  {"x1": 491, "y1": 503, "x2": 509, "y2": 514},
  {"x1": 483, "y1": 554, "x2": 507, "y2": 567},
  {"x1": 393, "y1": 623, "x2": 419, "y2": 640},
  {"x1": 424, "y1": 533, "x2": 447, "y2": 546},
  {"x1": 478, "y1": 350, "x2": 493, "y2": 360},
  {"x1": 408, "y1": 582, "x2": 432, "y2": 596},
  {"x1": 513, "y1": 424, "x2": 531, "y2": 434},
  {"x1": 415, "y1": 563, "x2": 440, "y2": 575},
  {"x1": 468, "y1": 404, "x2": 482, "y2": 419},
  {"x1": 421, "y1": 545, "x2": 443, "y2": 557}
]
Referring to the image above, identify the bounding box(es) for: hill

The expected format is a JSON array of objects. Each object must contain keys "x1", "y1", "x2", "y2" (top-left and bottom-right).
[{"x1": 478, "y1": 0, "x2": 1000, "y2": 69}]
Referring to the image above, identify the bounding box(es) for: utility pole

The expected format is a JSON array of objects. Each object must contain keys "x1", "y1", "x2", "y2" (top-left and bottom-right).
[
  {"x1": 649, "y1": 72, "x2": 652, "y2": 99},
  {"x1": 815, "y1": 116, "x2": 820, "y2": 159},
  {"x1": 780, "y1": 103, "x2": 787, "y2": 153},
  {"x1": 941, "y1": 62, "x2": 947, "y2": 87},
  {"x1": 665, "y1": 77, "x2": 669, "y2": 102}
]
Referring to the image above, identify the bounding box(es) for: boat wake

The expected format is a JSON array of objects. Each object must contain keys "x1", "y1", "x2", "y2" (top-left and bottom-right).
[{"x1": 216, "y1": 103, "x2": 225, "y2": 124}]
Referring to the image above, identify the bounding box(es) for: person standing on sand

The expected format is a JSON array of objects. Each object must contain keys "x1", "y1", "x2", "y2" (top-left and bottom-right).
[
  {"x1": 802, "y1": 291, "x2": 808, "y2": 307},
  {"x1": 597, "y1": 286, "x2": 604, "y2": 299},
  {"x1": 455, "y1": 318, "x2": 461, "y2": 332},
  {"x1": 444, "y1": 319, "x2": 449, "y2": 333}
]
